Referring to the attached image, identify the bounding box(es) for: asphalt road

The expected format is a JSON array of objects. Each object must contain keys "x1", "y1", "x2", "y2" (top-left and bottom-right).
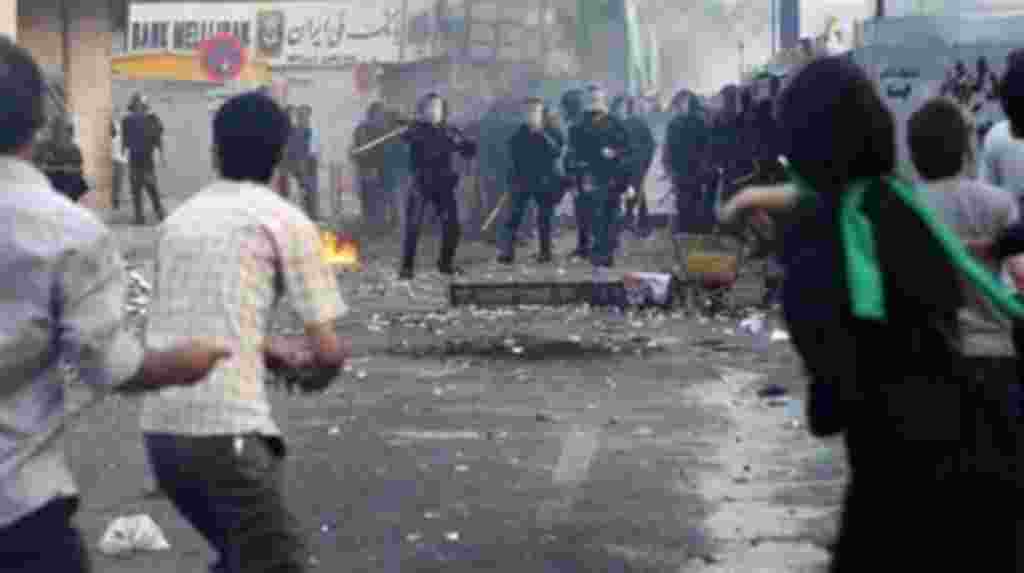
[{"x1": 68, "y1": 223, "x2": 843, "y2": 572}]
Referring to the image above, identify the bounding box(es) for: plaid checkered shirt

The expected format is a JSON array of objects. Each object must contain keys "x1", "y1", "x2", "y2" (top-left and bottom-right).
[{"x1": 140, "y1": 181, "x2": 346, "y2": 436}]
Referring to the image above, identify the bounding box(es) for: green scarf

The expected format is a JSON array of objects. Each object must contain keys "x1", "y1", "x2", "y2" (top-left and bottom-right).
[{"x1": 786, "y1": 168, "x2": 1024, "y2": 322}]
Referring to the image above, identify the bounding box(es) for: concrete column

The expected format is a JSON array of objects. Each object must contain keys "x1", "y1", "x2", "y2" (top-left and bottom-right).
[
  {"x1": 0, "y1": 0, "x2": 15, "y2": 39},
  {"x1": 18, "y1": 1, "x2": 62, "y2": 70},
  {"x1": 64, "y1": 0, "x2": 113, "y2": 210}
]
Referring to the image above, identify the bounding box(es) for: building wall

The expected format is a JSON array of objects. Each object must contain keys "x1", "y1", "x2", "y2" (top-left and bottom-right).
[{"x1": 18, "y1": 0, "x2": 115, "y2": 210}]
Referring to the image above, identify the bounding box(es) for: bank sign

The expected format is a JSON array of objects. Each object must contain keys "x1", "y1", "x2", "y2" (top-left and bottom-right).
[{"x1": 129, "y1": 2, "x2": 402, "y2": 66}]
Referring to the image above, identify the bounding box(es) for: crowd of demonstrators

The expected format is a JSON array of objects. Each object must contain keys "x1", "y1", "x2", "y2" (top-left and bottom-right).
[
  {"x1": 122, "y1": 92, "x2": 167, "y2": 224},
  {"x1": 398, "y1": 92, "x2": 478, "y2": 280},
  {"x1": 496, "y1": 97, "x2": 565, "y2": 265},
  {"x1": 718, "y1": 53, "x2": 1024, "y2": 572},
  {"x1": 142, "y1": 91, "x2": 350, "y2": 573},
  {"x1": 0, "y1": 36, "x2": 232, "y2": 572}
]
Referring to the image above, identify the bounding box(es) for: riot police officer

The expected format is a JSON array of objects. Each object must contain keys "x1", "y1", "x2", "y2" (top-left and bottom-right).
[
  {"x1": 399, "y1": 92, "x2": 477, "y2": 280},
  {"x1": 664, "y1": 91, "x2": 712, "y2": 234},
  {"x1": 566, "y1": 86, "x2": 632, "y2": 269}
]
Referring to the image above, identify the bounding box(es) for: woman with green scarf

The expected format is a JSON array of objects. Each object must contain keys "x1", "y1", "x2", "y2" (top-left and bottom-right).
[{"x1": 722, "y1": 56, "x2": 1022, "y2": 571}]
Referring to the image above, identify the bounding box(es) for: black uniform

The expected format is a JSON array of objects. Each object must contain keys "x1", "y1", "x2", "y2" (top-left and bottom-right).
[
  {"x1": 122, "y1": 109, "x2": 166, "y2": 223},
  {"x1": 664, "y1": 99, "x2": 713, "y2": 234},
  {"x1": 621, "y1": 114, "x2": 656, "y2": 235},
  {"x1": 400, "y1": 121, "x2": 477, "y2": 278},
  {"x1": 498, "y1": 124, "x2": 565, "y2": 262},
  {"x1": 566, "y1": 110, "x2": 632, "y2": 267}
]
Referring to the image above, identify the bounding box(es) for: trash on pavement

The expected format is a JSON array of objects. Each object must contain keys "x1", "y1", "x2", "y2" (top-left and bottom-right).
[
  {"x1": 622, "y1": 272, "x2": 673, "y2": 306},
  {"x1": 739, "y1": 315, "x2": 764, "y2": 335},
  {"x1": 444, "y1": 531, "x2": 461, "y2": 542},
  {"x1": 756, "y1": 384, "x2": 789, "y2": 399},
  {"x1": 98, "y1": 514, "x2": 171, "y2": 555},
  {"x1": 770, "y1": 329, "x2": 791, "y2": 342}
]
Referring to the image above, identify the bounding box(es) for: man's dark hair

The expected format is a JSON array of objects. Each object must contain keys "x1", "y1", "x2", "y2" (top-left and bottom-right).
[
  {"x1": 213, "y1": 91, "x2": 290, "y2": 183},
  {"x1": 907, "y1": 98, "x2": 970, "y2": 181},
  {"x1": 778, "y1": 56, "x2": 895, "y2": 193},
  {"x1": 0, "y1": 36, "x2": 47, "y2": 154},
  {"x1": 1000, "y1": 49, "x2": 1024, "y2": 137}
]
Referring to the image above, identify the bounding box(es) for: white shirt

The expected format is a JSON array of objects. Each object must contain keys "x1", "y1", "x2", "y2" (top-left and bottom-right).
[{"x1": 980, "y1": 120, "x2": 1024, "y2": 198}]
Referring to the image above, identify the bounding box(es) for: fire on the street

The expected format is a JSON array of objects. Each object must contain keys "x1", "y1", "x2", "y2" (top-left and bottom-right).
[{"x1": 320, "y1": 230, "x2": 361, "y2": 270}]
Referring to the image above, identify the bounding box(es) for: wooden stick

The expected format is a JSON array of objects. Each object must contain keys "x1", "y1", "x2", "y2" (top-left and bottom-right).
[
  {"x1": 349, "y1": 125, "x2": 409, "y2": 157},
  {"x1": 481, "y1": 193, "x2": 509, "y2": 231}
]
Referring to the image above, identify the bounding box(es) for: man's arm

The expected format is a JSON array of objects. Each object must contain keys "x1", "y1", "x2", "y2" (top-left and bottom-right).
[
  {"x1": 57, "y1": 227, "x2": 229, "y2": 394},
  {"x1": 270, "y1": 217, "x2": 350, "y2": 392}
]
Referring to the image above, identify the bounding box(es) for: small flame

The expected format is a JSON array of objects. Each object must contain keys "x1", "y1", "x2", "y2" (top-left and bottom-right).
[{"x1": 320, "y1": 230, "x2": 361, "y2": 270}]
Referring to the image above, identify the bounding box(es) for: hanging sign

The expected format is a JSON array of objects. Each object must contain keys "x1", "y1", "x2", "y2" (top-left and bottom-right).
[{"x1": 199, "y1": 32, "x2": 247, "y2": 82}]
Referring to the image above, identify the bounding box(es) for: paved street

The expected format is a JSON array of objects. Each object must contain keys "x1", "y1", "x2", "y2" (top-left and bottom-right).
[{"x1": 70, "y1": 221, "x2": 843, "y2": 572}]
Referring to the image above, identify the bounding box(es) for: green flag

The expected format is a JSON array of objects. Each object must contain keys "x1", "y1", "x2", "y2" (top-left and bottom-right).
[{"x1": 575, "y1": 0, "x2": 648, "y2": 95}]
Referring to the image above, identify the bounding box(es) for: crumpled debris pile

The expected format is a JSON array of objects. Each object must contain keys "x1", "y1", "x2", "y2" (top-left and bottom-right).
[
  {"x1": 124, "y1": 266, "x2": 152, "y2": 322},
  {"x1": 98, "y1": 514, "x2": 171, "y2": 556}
]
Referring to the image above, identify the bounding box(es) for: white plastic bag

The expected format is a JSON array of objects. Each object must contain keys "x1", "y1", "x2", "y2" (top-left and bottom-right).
[{"x1": 98, "y1": 514, "x2": 171, "y2": 556}]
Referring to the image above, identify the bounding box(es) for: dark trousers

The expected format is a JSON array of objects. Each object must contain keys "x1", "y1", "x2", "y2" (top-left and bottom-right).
[
  {"x1": 574, "y1": 189, "x2": 595, "y2": 255},
  {"x1": 358, "y1": 172, "x2": 386, "y2": 226},
  {"x1": 145, "y1": 434, "x2": 307, "y2": 573},
  {"x1": 624, "y1": 172, "x2": 650, "y2": 233},
  {"x1": 130, "y1": 165, "x2": 166, "y2": 223},
  {"x1": 401, "y1": 178, "x2": 461, "y2": 273},
  {"x1": 0, "y1": 497, "x2": 90, "y2": 573},
  {"x1": 590, "y1": 185, "x2": 620, "y2": 268},
  {"x1": 498, "y1": 190, "x2": 556, "y2": 259}
]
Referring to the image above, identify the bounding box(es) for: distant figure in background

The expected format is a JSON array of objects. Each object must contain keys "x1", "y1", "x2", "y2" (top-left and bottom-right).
[
  {"x1": 980, "y1": 49, "x2": 1024, "y2": 204},
  {"x1": 33, "y1": 117, "x2": 89, "y2": 202},
  {"x1": 295, "y1": 104, "x2": 321, "y2": 220},
  {"x1": 612, "y1": 95, "x2": 656, "y2": 238},
  {"x1": 122, "y1": 93, "x2": 167, "y2": 224},
  {"x1": 351, "y1": 102, "x2": 393, "y2": 227}
]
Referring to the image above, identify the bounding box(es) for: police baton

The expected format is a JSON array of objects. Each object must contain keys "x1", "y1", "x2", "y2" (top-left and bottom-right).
[{"x1": 481, "y1": 193, "x2": 509, "y2": 232}]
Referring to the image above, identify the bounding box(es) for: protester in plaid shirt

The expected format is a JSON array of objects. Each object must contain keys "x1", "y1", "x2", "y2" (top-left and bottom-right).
[
  {"x1": 140, "y1": 92, "x2": 350, "y2": 573},
  {"x1": 0, "y1": 37, "x2": 231, "y2": 573}
]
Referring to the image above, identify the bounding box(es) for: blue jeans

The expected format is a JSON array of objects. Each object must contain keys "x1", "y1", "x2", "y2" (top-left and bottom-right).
[{"x1": 145, "y1": 434, "x2": 307, "y2": 573}]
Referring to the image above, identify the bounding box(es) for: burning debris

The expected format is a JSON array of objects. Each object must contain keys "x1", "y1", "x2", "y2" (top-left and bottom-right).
[{"x1": 320, "y1": 230, "x2": 361, "y2": 271}]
